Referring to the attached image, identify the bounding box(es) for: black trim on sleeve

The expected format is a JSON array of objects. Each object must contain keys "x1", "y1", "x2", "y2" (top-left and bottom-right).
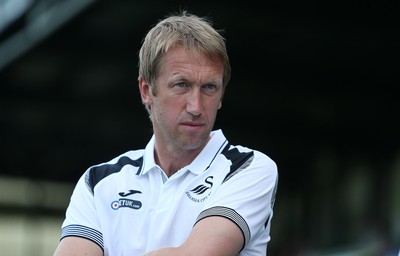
[
  {"x1": 195, "y1": 206, "x2": 250, "y2": 249},
  {"x1": 61, "y1": 224, "x2": 104, "y2": 251},
  {"x1": 222, "y1": 148, "x2": 254, "y2": 183},
  {"x1": 86, "y1": 156, "x2": 143, "y2": 194}
]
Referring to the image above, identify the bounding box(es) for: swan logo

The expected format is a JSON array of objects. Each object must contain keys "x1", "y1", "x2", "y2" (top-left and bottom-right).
[{"x1": 185, "y1": 176, "x2": 213, "y2": 203}]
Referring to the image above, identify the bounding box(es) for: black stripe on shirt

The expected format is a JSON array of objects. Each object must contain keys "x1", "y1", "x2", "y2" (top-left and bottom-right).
[
  {"x1": 222, "y1": 147, "x2": 254, "y2": 183},
  {"x1": 86, "y1": 156, "x2": 143, "y2": 194},
  {"x1": 61, "y1": 224, "x2": 104, "y2": 251},
  {"x1": 195, "y1": 206, "x2": 250, "y2": 250}
]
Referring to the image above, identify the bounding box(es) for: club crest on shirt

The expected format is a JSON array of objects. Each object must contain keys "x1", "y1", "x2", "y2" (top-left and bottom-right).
[
  {"x1": 185, "y1": 176, "x2": 213, "y2": 203},
  {"x1": 111, "y1": 189, "x2": 142, "y2": 210}
]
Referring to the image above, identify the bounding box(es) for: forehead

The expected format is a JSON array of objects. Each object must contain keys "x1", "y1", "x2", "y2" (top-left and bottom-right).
[{"x1": 158, "y1": 46, "x2": 224, "y2": 75}]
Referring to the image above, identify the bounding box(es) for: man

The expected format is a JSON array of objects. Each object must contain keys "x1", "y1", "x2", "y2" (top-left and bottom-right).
[{"x1": 53, "y1": 11, "x2": 278, "y2": 256}]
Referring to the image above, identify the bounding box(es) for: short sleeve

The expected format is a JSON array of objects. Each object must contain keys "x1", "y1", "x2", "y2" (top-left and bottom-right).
[
  {"x1": 60, "y1": 169, "x2": 104, "y2": 250},
  {"x1": 197, "y1": 149, "x2": 278, "y2": 252}
]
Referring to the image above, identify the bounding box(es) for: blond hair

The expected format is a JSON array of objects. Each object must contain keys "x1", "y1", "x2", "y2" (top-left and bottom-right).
[{"x1": 138, "y1": 11, "x2": 231, "y2": 114}]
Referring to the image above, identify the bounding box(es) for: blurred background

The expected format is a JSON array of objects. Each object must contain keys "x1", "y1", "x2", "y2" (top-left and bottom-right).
[{"x1": 0, "y1": 0, "x2": 399, "y2": 255}]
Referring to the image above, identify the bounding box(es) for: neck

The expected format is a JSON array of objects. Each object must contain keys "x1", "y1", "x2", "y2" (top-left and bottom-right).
[{"x1": 153, "y1": 146, "x2": 201, "y2": 177}]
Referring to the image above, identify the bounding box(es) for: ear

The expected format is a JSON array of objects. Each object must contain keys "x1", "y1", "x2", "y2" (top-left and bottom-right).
[
  {"x1": 218, "y1": 100, "x2": 222, "y2": 110},
  {"x1": 139, "y1": 78, "x2": 153, "y2": 105}
]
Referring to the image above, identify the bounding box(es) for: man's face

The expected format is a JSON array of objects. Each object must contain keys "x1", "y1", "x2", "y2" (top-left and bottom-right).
[{"x1": 140, "y1": 46, "x2": 224, "y2": 154}]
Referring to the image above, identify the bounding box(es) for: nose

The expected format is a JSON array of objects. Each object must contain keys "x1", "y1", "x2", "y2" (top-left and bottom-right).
[{"x1": 186, "y1": 89, "x2": 202, "y2": 117}]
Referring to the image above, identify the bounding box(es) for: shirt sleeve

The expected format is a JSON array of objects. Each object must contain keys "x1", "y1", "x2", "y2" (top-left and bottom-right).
[
  {"x1": 60, "y1": 168, "x2": 104, "y2": 250},
  {"x1": 196, "y1": 149, "x2": 278, "y2": 251}
]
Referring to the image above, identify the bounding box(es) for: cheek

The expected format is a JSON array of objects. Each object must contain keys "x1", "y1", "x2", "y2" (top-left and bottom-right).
[
  {"x1": 205, "y1": 100, "x2": 222, "y2": 118},
  {"x1": 153, "y1": 96, "x2": 182, "y2": 118}
]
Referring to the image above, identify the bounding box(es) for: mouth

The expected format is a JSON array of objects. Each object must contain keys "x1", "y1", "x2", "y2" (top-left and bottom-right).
[
  {"x1": 180, "y1": 122, "x2": 205, "y2": 130},
  {"x1": 182, "y1": 123, "x2": 203, "y2": 127}
]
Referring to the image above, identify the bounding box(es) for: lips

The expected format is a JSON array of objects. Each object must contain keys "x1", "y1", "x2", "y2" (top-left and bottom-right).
[
  {"x1": 181, "y1": 121, "x2": 204, "y2": 127},
  {"x1": 180, "y1": 121, "x2": 206, "y2": 132}
]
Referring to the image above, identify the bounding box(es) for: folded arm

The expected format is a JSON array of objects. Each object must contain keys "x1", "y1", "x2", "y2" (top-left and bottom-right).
[
  {"x1": 53, "y1": 236, "x2": 103, "y2": 256},
  {"x1": 144, "y1": 216, "x2": 243, "y2": 256}
]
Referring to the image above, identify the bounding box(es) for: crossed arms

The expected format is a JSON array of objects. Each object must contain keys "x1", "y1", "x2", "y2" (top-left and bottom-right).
[{"x1": 53, "y1": 216, "x2": 243, "y2": 256}]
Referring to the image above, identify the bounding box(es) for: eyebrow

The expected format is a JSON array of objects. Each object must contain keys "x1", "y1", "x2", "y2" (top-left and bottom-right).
[{"x1": 169, "y1": 73, "x2": 223, "y2": 85}]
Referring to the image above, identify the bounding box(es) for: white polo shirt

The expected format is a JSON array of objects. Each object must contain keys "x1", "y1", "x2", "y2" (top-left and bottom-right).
[{"x1": 60, "y1": 129, "x2": 278, "y2": 255}]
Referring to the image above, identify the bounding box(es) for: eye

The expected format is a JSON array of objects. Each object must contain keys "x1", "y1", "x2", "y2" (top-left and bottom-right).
[
  {"x1": 171, "y1": 81, "x2": 190, "y2": 94},
  {"x1": 175, "y1": 82, "x2": 187, "y2": 88},
  {"x1": 205, "y1": 83, "x2": 217, "y2": 90},
  {"x1": 202, "y1": 83, "x2": 219, "y2": 93}
]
